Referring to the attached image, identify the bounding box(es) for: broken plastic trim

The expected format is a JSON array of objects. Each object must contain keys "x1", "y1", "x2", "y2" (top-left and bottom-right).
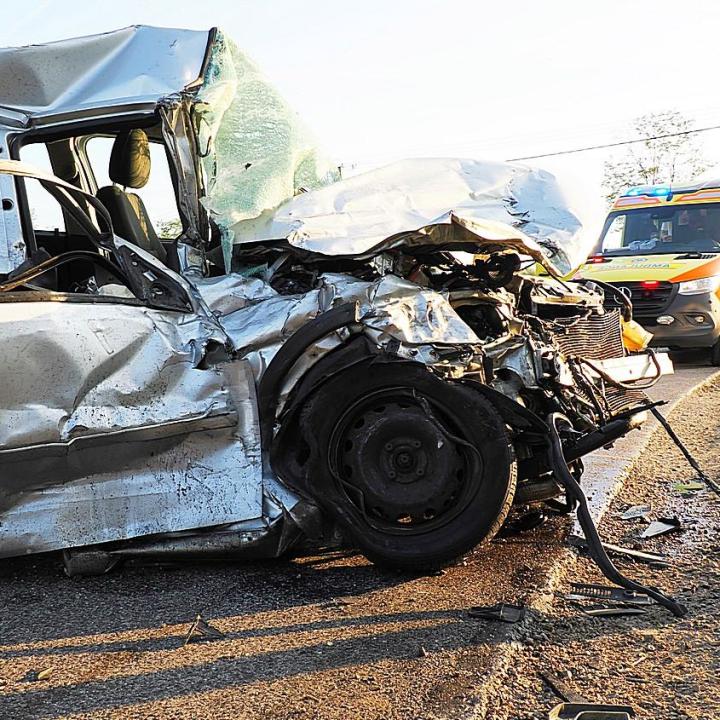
[
  {"x1": 258, "y1": 301, "x2": 361, "y2": 445},
  {"x1": 548, "y1": 702, "x2": 635, "y2": 720},
  {"x1": 467, "y1": 603, "x2": 525, "y2": 623},
  {"x1": 547, "y1": 412, "x2": 687, "y2": 617}
]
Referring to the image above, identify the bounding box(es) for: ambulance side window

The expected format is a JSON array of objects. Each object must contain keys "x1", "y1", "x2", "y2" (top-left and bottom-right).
[{"x1": 602, "y1": 215, "x2": 625, "y2": 251}]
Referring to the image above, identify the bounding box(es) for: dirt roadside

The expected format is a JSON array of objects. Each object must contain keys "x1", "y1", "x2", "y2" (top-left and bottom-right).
[
  {"x1": 478, "y1": 378, "x2": 720, "y2": 720},
  {"x1": 0, "y1": 379, "x2": 717, "y2": 720}
]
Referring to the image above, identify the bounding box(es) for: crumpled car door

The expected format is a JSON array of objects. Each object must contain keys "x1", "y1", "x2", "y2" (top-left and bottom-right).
[{"x1": 0, "y1": 162, "x2": 262, "y2": 557}]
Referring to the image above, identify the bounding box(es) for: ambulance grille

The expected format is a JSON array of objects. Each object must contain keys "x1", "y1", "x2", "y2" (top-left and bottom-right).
[{"x1": 609, "y1": 281, "x2": 675, "y2": 318}]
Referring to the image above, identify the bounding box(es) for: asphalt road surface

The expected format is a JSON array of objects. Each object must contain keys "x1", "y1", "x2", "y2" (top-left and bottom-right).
[{"x1": 0, "y1": 356, "x2": 716, "y2": 720}]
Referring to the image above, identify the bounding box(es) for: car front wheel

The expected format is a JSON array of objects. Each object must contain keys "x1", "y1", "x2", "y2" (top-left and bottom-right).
[{"x1": 299, "y1": 362, "x2": 517, "y2": 571}]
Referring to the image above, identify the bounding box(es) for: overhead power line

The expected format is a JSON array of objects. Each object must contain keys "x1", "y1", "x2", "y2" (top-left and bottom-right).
[{"x1": 506, "y1": 123, "x2": 720, "y2": 162}]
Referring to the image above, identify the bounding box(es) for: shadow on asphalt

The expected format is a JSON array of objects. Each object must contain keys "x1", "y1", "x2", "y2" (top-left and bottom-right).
[
  {"x1": 0, "y1": 550, "x2": 416, "y2": 642},
  {"x1": 0, "y1": 593, "x2": 682, "y2": 720}
]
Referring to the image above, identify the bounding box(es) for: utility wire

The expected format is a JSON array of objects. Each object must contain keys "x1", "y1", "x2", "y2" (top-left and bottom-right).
[{"x1": 506, "y1": 123, "x2": 720, "y2": 162}]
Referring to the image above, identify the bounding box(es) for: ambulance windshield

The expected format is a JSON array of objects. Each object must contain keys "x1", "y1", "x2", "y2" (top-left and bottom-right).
[{"x1": 599, "y1": 204, "x2": 720, "y2": 256}]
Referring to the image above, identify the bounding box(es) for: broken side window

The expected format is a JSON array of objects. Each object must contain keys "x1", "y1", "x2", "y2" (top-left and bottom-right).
[
  {"x1": 18, "y1": 143, "x2": 66, "y2": 233},
  {"x1": 9, "y1": 174, "x2": 126, "y2": 295}
]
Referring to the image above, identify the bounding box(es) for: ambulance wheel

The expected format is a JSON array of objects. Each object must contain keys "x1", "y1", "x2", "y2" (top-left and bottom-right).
[{"x1": 711, "y1": 339, "x2": 720, "y2": 366}]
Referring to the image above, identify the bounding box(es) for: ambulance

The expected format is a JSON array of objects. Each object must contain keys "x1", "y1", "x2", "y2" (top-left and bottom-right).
[{"x1": 581, "y1": 180, "x2": 720, "y2": 364}]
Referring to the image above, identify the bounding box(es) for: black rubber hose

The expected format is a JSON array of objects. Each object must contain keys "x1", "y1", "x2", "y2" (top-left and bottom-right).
[{"x1": 547, "y1": 412, "x2": 687, "y2": 617}]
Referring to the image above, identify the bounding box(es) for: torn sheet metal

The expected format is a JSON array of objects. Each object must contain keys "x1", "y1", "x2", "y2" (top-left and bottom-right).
[
  {"x1": 200, "y1": 271, "x2": 480, "y2": 389},
  {"x1": 0, "y1": 26, "x2": 210, "y2": 126},
  {"x1": 620, "y1": 505, "x2": 652, "y2": 521},
  {"x1": 0, "y1": 306, "x2": 264, "y2": 557},
  {"x1": 640, "y1": 518, "x2": 682, "y2": 539},
  {"x1": 230, "y1": 158, "x2": 587, "y2": 277}
]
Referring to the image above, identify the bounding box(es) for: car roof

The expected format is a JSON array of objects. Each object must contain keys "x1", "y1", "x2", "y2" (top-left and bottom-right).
[{"x1": 0, "y1": 26, "x2": 212, "y2": 128}]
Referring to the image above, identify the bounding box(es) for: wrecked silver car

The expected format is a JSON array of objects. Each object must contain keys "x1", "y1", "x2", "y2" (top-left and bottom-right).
[{"x1": 0, "y1": 27, "x2": 673, "y2": 583}]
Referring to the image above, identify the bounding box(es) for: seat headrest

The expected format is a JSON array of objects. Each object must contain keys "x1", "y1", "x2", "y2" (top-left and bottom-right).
[{"x1": 109, "y1": 129, "x2": 151, "y2": 189}]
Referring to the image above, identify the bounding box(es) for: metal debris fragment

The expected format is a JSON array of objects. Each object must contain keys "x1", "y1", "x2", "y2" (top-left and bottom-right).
[
  {"x1": 569, "y1": 602, "x2": 647, "y2": 618},
  {"x1": 640, "y1": 517, "x2": 682, "y2": 539},
  {"x1": 467, "y1": 603, "x2": 526, "y2": 623},
  {"x1": 565, "y1": 582, "x2": 654, "y2": 606},
  {"x1": 183, "y1": 614, "x2": 226, "y2": 646},
  {"x1": 540, "y1": 670, "x2": 586, "y2": 704},
  {"x1": 548, "y1": 702, "x2": 635, "y2": 719},
  {"x1": 568, "y1": 536, "x2": 669, "y2": 568},
  {"x1": 620, "y1": 505, "x2": 651, "y2": 521}
]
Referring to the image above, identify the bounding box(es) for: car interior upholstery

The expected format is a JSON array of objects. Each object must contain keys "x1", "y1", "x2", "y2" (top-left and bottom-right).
[{"x1": 95, "y1": 129, "x2": 167, "y2": 263}]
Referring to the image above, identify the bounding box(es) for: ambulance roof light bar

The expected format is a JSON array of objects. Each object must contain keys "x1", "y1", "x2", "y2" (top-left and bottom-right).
[{"x1": 621, "y1": 184, "x2": 671, "y2": 198}]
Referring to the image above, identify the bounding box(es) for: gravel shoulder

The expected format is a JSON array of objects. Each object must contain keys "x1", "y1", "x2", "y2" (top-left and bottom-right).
[
  {"x1": 0, "y1": 375, "x2": 718, "y2": 720},
  {"x1": 485, "y1": 377, "x2": 720, "y2": 720}
]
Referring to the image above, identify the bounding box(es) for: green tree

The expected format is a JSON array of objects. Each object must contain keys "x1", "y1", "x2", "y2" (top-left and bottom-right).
[{"x1": 602, "y1": 111, "x2": 707, "y2": 203}]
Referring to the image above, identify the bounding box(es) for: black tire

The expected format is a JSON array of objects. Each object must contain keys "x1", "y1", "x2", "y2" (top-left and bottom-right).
[
  {"x1": 299, "y1": 362, "x2": 517, "y2": 571},
  {"x1": 711, "y1": 339, "x2": 720, "y2": 366}
]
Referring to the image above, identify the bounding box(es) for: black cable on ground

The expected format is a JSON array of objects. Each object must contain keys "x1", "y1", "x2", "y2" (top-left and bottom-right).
[
  {"x1": 650, "y1": 406, "x2": 720, "y2": 496},
  {"x1": 548, "y1": 413, "x2": 687, "y2": 617}
]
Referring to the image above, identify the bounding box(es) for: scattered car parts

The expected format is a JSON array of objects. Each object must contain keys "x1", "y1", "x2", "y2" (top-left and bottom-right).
[
  {"x1": 548, "y1": 417, "x2": 686, "y2": 616},
  {"x1": 640, "y1": 518, "x2": 682, "y2": 539},
  {"x1": 548, "y1": 702, "x2": 635, "y2": 720},
  {"x1": 565, "y1": 583, "x2": 655, "y2": 606},
  {"x1": 569, "y1": 536, "x2": 669, "y2": 569},
  {"x1": 183, "y1": 614, "x2": 226, "y2": 645},
  {"x1": 569, "y1": 604, "x2": 647, "y2": 618},
  {"x1": 620, "y1": 505, "x2": 652, "y2": 521},
  {"x1": 467, "y1": 603, "x2": 526, "y2": 623},
  {"x1": 540, "y1": 670, "x2": 587, "y2": 704},
  {"x1": 566, "y1": 581, "x2": 649, "y2": 618}
]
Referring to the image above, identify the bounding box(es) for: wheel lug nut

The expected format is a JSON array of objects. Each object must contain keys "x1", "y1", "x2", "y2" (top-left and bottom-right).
[
  {"x1": 412, "y1": 441, "x2": 421, "y2": 448},
  {"x1": 388, "y1": 471, "x2": 396, "y2": 479},
  {"x1": 384, "y1": 442, "x2": 393, "y2": 451},
  {"x1": 416, "y1": 469, "x2": 424, "y2": 476}
]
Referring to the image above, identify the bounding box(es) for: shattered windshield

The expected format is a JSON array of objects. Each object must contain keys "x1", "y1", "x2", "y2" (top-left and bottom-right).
[
  {"x1": 193, "y1": 30, "x2": 339, "y2": 270},
  {"x1": 599, "y1": 204, "x2": 720, "y2": 256}
]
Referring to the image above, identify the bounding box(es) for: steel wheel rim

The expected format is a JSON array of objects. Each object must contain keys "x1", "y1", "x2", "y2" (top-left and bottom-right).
[{"x1": 327, "y1": 386, "x2": 484, "y2": 536}]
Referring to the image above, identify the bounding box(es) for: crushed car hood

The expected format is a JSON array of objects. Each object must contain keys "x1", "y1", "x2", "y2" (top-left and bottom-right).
[
  {"x1": 231, "y1": 158, "x2": 588, "y2": 277},
  {"x1": 0, "y1": 28, "x2": 589, "y2": 277}
]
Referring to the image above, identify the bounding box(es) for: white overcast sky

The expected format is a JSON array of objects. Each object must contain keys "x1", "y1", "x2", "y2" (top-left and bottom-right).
[{"x1": 3, "y1": 0, "x2": 720, "y2": 236}]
